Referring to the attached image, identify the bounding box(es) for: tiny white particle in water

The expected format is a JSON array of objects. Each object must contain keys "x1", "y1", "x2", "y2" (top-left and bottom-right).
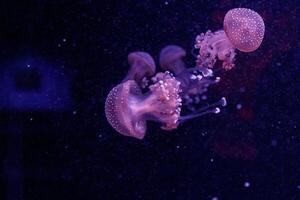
[
  {"x1": 27, "y1": 64, "x2": 31, "y2": 68},
  {"x1": 165, "y1": 1, "x2": 169, "y2": 5},
  {"x1": 244, "y1": 181, "x2": 250, "y2": 187},
  {"x1": 30, "y1": 118, "x2": 33, "y2": 121},
  {"x1": 210, "y1": 158, "x2": 214, "y2": 162},
  {"x1": 62, "y1": 38, "x2": 67, "y2": 42},
  {"x1": 73, "y1": 111, "x2": 77, "y2": 115},
  {"x1": 236, "y1": 103, "x2": 242, "y2": 110},
  {"x1": 201, "y1": 131, "x2": 207, "y2": 136},
  {"x1": 212, "y1": 197, "x2": 218, "y2": 200},
  {"x1": 176, "y1": 145, "x2": 180, "y2": 149}
]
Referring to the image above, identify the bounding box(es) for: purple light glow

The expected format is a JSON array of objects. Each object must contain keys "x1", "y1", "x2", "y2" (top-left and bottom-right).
[{"x1": 0, "y1": 57, "x2": 72, "y2": 111}]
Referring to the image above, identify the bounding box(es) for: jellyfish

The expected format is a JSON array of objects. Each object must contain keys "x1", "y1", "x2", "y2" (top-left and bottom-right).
[
  {"x1": 195, "y1": 8, "x2": 265, "y2": 70},
  {"x1": 105, "y1": 72, "x2": 182, "y2": 139},
  {"x1": 105, "y1": 8, "x2": 265, "y2": 139},
  {"x1": 122, "y1": 51, "x2": 156, "y2": 88}
]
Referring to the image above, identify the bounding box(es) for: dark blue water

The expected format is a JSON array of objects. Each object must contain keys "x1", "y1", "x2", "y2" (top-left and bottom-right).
[{"x1": 0, "y1": 0, "x2": 299, "y2": 199}]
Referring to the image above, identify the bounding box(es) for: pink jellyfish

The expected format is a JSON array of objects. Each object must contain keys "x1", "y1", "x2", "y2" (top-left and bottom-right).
[
  {"x1": 105, "y1": 72, "x2": 182, "y2": 139},
  {"x1": 122, "y1": 51, "x2": 156, "y2": 87},
  {"x1": 195, "y1": 8, "x2": 265, "y2": 70}
]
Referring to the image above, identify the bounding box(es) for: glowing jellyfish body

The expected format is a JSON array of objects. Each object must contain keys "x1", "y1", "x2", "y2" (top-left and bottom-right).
[
  {"x1": 105, "y1": 72, "x2": 182, "y2": 139},
  {"x1": 105, "y1": 8, "x2": 265, "y2": 139},
  {"x1": 195, "y1": 8, "x2": 265, "y2": 70},
  {"x1": 105, "y1": 80, "x2": 146, "y2": 139},
  {"x1": 224, "y1": 8, "x2": 265, "y2": 52}
]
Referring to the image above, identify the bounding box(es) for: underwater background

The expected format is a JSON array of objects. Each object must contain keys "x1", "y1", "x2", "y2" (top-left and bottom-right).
[{"x1": 0, "y1": 0, "x2": 300, "y2": 199}]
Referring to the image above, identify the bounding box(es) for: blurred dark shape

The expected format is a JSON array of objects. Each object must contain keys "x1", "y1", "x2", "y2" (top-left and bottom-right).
[
  {"x1": 0, "y1": 57, "x2": 72, "y2": 111},
  {"x1": 3, "y1": 125, "x2": 23, "y2": 200},
  {"x1": 213, "y1": 138, "x2": 257, "y2": 160},
  {"x1": 236, "y1": 106, "x2": 254, "y2": 121},
  {"x1": 0, "y1": 57, "x2": 73, "y2": 199},
  {"x1": 211, "y1": 124, "x2": 257, "y2": 160}
]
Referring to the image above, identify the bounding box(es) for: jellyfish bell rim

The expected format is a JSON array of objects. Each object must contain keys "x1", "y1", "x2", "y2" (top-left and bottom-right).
[
  {"x1": 223, "y1": 8, "x2": 265, "y2": 53},
  {"x1": 159, "y1": 45, "x2": 186, "y2": 71},
  {"x1": 105, "y1": 80, "x2": 147, "y2": 139},
  {"x1": 127, "y1": 51, "x2": 156, "y2": 76}
]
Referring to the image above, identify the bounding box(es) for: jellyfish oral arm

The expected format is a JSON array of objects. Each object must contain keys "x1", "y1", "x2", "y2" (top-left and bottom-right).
[
  {"x1": 179, "y1": 97, "x2": 226, "y2": 123},
  {"x1": 128, "y1": 72, "x2": 182, "y2": 131},
  {"x1": 179, "y1": 108, "x2": 219, "y2": 123},
  {"x1": 195, "y1": 30, "x2": 236, "y2": 70}
]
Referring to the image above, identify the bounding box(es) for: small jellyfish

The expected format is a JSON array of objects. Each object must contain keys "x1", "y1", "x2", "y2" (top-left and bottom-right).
[
  {"x1": 159, "y1": 45, "x2": 187, "y2": 75},
  {"x1": 105, "y1": 72, "x2": 182, "y2": 139},
  {"x1": 122, "y1": 51, "x2": 156, "y2": 86},
  {"x1": 195, "y1": 8, "x2": 265, "y2": 70},
  {"x1": 224, "y1": 8, "x2": 265, "y2": 52}
]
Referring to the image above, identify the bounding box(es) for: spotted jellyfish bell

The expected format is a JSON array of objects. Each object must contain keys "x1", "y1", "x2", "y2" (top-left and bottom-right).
[{"x1": 195, "y1": 8, "x2": 265, "y2": 70}]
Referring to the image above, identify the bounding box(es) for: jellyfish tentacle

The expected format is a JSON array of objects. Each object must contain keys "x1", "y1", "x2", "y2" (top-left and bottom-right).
[
  {"x1": 179, "y1": 107, "x2": 220, "y2": 123},
  {"x1": 195, "y1": 30, "x2": 236, "y2": 70},
  {"x1": 179, "y1": 97, "x2": 226, "y2": 123},
  {"x1": 195, "y1": 97, "x2": 227, "y2": 113}
]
